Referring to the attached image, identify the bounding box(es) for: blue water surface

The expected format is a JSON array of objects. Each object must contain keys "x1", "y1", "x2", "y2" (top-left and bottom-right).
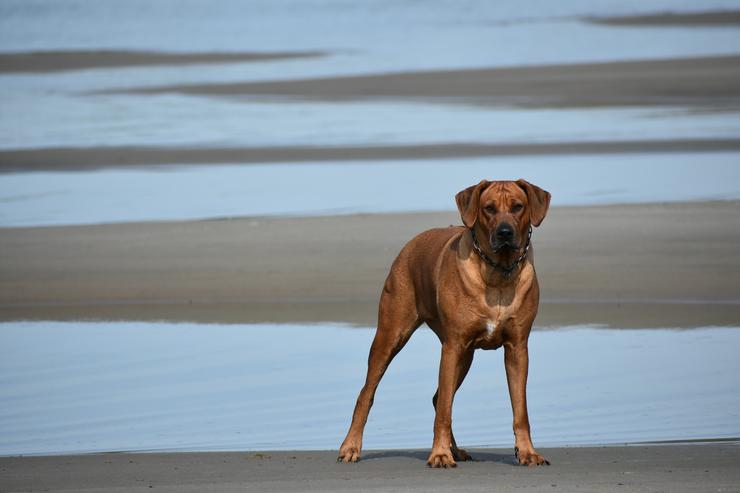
[
  {"x1": 1, "y1": 322, "x2": 738, "y2": 455},
  {"x1": 1, "y1": 156, "x2": 739, "y2": 227}
]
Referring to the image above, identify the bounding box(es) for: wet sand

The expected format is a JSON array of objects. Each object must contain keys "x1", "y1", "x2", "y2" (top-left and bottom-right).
[
  {"x1": 1, "y1": 201, "x2": 738, "y2": 327},
  {"x1": 1, "y1": 443, "x2": 739, "y2": 493},
  {"x1": 109, "y1": 55, "x2": 740, "y2": 108},
  {"x1": 3, "y1": 138, "x2": 740, "y2": 172},
  {"x1": 587, "y1": 9, "x2": 740, "y2": 27},
  {"x1": 0, "y1": 50, "x2": 326, "y2": 73}
]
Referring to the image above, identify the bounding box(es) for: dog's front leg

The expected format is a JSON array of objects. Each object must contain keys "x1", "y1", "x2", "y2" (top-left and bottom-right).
[
  {"x1": 427, "y1": 342, "x2": 468, "y2": 468},
  {"x1": 504, "y1": 340, "x2": 549, "y2": 466}
]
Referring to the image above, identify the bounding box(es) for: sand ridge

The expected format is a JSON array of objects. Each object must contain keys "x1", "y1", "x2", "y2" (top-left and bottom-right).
[
  {"x1": 2, "y1": 201, "x2": 738, "y2": 327},
  {"x1": 0, "y1": 50, "x2": 327, "y2": 73},
  {"x1": 104, "y1": 55, "x2": 740, "y2": 109},
  {"x1": 2, "y1": 138, "x2": 740, "y2": 173},
  {"x1": 587, "y1": 9, "x2": 740, "y2": 27}
]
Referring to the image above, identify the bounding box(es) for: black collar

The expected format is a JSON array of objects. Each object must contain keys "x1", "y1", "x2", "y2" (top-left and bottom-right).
[{"x1": 469, "y1": 226, "x2": 532, "y2": 278}]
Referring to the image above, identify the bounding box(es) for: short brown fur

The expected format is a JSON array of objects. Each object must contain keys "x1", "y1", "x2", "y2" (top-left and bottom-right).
[{"x1": 338, "y1": 179, "x2": 551, "y2": 468}]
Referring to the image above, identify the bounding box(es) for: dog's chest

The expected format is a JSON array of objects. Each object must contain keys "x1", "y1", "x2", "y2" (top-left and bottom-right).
[
  {"x1": 448, "y1": 257, "x2": 536, "y2": 350},
  {"x1": 474, "y1": 272, "x2": 531, "y2": 349},
  {"x1": 473, "y1": 293, "x2": 517, "y2": 349}
]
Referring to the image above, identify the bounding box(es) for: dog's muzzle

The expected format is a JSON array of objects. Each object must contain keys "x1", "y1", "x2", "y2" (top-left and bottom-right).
[{"x1": 491, "y1": 223, "x2": 519, "y2": 252}]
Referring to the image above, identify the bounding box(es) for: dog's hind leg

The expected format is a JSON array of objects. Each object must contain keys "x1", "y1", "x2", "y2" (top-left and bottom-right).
[
  {"x1": 338, "y1": 285, "x2": 420, "y2": 463},
  {"x1": 432, "y1": 348, "x2": 475, "y2": 461}
]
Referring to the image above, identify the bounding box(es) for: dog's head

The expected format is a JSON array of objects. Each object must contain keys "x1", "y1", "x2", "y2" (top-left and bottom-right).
[{"x1": 455, "y1": 179, "x2": 550, "y2": 253}]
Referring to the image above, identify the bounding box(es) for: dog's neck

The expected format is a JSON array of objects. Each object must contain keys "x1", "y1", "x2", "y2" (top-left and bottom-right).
[{"x1": 469, "y1": 226, "x2": 532, "y2": 279}]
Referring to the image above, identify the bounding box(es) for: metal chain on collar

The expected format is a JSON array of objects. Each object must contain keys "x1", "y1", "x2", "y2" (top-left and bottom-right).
[{"x1": 470, "y1": 225, "x2": 532, "y2": 278}]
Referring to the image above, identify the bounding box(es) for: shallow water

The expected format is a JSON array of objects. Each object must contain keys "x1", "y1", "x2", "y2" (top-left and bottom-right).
[
  {"x1": 1, "y1": 322, "x2": 738, "y2": 456},
  {"x1": 4, "y1": 92, "x2": 740, "y2": 150},
  {"x1": 1, "y1": 156, "x2": 739, "y2": 227},
  {"x1": 4, "y1": 1, "x2": 740, "y2": 72}
]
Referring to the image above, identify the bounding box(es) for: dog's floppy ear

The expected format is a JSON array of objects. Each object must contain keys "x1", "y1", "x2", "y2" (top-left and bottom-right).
[
  {"x1": 516, "y1": 179, "x2": 551, "y2": 227},
  {"x1": 455, "y1": 180, "x2": 489, "y2": 228}
]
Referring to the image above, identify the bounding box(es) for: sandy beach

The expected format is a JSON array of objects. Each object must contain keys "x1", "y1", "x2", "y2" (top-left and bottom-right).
[
  {"x1": 2, "y1": 201, "x2": 738, "y2": 328},
  {"x1": 2, "y1": 443, "x2": 739, "y2": 493}
]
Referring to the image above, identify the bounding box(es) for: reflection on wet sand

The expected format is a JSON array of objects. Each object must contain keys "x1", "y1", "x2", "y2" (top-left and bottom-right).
[{"x1": 1, "y1": 301, "x2": 738, "y2": 330}]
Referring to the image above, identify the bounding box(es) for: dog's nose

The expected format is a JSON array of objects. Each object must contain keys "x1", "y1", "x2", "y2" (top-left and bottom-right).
[{"x1": 496, "y1": 223, "x2": 514, "y2": 241}]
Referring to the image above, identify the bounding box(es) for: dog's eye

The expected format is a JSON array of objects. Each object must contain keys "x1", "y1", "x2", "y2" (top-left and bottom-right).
[
  {"x1": 484, "y1": 205, "x2": 496, "y2": 214},
  {"x1": 511, "y1": 203, "x2": 524, "y2": 213}
]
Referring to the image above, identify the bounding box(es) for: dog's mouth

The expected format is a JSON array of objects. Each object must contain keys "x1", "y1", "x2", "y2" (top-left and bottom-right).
[{"x1": 490, "y1": 240, "x2": 520, "y2": 253}]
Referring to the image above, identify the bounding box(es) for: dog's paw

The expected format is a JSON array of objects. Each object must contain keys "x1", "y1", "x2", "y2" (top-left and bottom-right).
[
  {"x1": 337, "y1": 443, "x2": 361, "y2": 463},
  {"x1": 514, "y1": 447, "x2": 550, "y2": 466},
  {"x1": 453, "y1": 446, "x2": 473, "y2": 462},
  {"x1": 427, "y1": 448, "x2": 457, "y2": 468}
]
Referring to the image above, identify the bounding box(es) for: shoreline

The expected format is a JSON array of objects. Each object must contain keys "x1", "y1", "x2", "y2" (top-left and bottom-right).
[
  {"x1": 2, "y1": 201, "x2": 738, "y2": 328},
  {"x1": 2, "y1": 138, "x2": 740, "y2": 172},
  {"x1": 0, "y1": 49, "x2": 327, "y2": 73},
  {"x1": 4, "y1": 436, "x2": 739, "y2": 458},
  {"x1": 2, "y1": 444, "x2": 739, "y2": 492}
]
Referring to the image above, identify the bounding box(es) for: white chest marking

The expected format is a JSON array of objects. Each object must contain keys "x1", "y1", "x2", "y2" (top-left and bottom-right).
[{"x1": 486, "y1": 320, "x2": 497, "y2": 335}]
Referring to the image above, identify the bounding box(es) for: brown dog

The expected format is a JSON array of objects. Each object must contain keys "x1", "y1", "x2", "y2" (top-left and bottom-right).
[{"x1": 338, "y1": 179, "x2": 551, "y2": 468}]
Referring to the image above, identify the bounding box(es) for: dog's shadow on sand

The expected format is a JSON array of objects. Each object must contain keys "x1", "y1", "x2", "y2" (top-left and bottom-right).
[{"x1": 360, "y1": 450, "x2": 517, "y2": 466}]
